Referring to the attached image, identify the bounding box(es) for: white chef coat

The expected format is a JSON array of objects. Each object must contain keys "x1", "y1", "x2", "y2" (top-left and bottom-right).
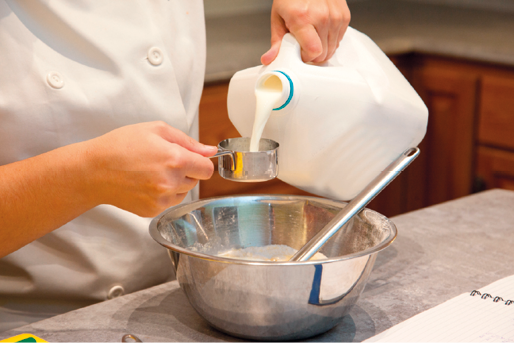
[{"x1": 0, "y1": 0, "x2": 205, "y2": 331}]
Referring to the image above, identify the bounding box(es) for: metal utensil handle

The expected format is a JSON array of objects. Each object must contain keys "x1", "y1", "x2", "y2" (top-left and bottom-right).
[
  {"x1": 290, "y1": 147, "x2": 420, "y2": 262},
  {"x1": 211, "y1": 150, "x2": 236, "y2": 170}
]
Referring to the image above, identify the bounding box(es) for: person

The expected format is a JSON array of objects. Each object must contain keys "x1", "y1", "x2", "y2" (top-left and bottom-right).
[{"x1": 0, "y1": 0, "x2": 350, "y2": 331}]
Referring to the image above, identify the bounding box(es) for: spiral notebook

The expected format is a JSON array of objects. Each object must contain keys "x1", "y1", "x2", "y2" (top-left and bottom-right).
[{"x1": 365, "y1": 275, "x2": 514, "y2": 342}]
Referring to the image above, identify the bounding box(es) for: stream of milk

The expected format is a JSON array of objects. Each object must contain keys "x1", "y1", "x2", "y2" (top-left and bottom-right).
[{"x1": 249, "y1": 75, "x2": 283, "y2": 152}]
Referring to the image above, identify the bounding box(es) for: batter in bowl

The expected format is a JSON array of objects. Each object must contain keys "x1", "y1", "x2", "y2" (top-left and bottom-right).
[{"x1": 218, "y1": 244, "x2": 327, "y2": 261}]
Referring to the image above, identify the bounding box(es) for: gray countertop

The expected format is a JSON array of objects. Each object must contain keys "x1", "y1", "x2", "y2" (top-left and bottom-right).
[
  {"x1": 205, "y1": 0, "x2": 514, "y2": 82},
  {"x1": 2, "y1": 188, "x2": 514, "y2": 342}
]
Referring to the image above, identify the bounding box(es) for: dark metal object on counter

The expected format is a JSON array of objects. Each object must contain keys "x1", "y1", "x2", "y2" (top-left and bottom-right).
[{"x1": 121, "y1": 334, "x2": 142, "y2": 342}]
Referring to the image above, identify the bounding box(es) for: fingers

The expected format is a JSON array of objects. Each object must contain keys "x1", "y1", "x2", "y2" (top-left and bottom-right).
[
  {"x1": 261, "y1": 42, "x2": 280, "y2": 66},
  {"x1": 134, "y1": 148, "x2": 209, "y2": 216},
  {"x1": 294, "y1": 24, "x2": 323, "y2": 63},
  {"x1": 268, "y1": 0, "x2": 351, "y2": 64},
  {"x1": 154, "y1": 121, "x2": 218, "y2": 157},
  {"x1": 149, "y1": 146, "x2": 212, "y2": 211},
  {"x1": 262, "y1": 10, "x2": 288, "y2": 65},
  {"x1": 171, "y1": 144, "x2": 215, "y2": 181},
  {"x1": 323, "y1": 1, "x2": 344, "y2": 62},
  {"x1": 170, "y1": 174, "x2": 199, "y2": 195},
  {"x1": 277, "y1": 2, "x2": 324, "y2": 63},
  {"x1": 337, "y1": 1, "x2": 351, "y2": 46},
  {"x1": 323, "y1": 0, "x2": 351, "y2": 62},
  {"x1": 91, "y1": 122, "x2": 217, "y2": 218},
  {"x1": 145, "y1": 121, "x2": 215, "y2": 184},
  {"x1": 135, "y1": 189, "x2": 191, "y2": 218}
]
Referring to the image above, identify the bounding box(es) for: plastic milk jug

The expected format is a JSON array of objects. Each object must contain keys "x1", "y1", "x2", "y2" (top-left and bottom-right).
[{"x1": 227, "y1": 27, "x2": 428, "y2": 200}]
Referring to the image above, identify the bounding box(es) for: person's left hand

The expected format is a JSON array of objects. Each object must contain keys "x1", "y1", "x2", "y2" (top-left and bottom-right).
[{"x1": 261, "y1": 0, "x2": 351, "y2": 65}]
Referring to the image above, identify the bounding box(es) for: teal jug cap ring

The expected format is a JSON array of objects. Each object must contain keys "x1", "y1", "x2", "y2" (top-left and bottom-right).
[{"x1": 272, "y1": 70, "x2": 294, "y2": 111}]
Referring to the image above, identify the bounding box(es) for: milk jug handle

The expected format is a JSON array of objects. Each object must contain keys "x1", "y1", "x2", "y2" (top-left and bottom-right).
[{"x1": 275, "y1": 33, "x2": 302, "y2": 64}]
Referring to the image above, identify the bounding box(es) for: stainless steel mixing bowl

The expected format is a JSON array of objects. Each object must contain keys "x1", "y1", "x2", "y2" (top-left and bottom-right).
[{"x1": 149, "y1": 195, "x2": 397, "y2": 341}]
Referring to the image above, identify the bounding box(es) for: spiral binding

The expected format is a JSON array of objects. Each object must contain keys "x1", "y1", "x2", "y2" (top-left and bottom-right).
[{"x1": 470, "y1": 290, "x2": 514, "y2": 305}]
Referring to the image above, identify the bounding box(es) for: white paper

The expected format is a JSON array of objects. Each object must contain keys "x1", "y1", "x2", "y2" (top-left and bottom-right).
[{"x1": 366, "y1": 275, "x2": 514, "y2": 342}]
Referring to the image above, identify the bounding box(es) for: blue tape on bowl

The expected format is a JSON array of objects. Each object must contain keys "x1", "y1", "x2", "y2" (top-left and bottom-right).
[
  {"x1": 308, "y1": 264, "x2": 323, "y2": 305},
  {"x1": 273, "y1": 71, "x2": 294, "y2": 111}
]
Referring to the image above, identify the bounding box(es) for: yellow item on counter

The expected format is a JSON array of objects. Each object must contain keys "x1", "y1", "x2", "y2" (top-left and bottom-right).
[{"x1": 0, "y1": 334, "x2": 47, "y2": 342}]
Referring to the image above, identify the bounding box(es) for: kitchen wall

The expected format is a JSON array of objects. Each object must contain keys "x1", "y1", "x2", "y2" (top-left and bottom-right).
[
  {"x1": 203, "y1": 0, "x2": 371, "y2": 17},
  {"x1": 204, "y1": 0, "x2": 514, "y2": 17},
  {"x1": 204, "y1": 0, "x2": 272, "y2": 17},
  {"x1": 409, "y1": 0, "x2": 514, "y2": 12}
]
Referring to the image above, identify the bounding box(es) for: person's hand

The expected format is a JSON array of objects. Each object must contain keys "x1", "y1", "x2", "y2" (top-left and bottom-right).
[
  {"x1": 85, "y1": 121, "x2": 217, "y2": 217},
  {"x1": 261, "y1": 0, "x2": 351, "y2": 65},
  {"x1": 0, "y1": 121, "x2": 217, "y2": 257}
]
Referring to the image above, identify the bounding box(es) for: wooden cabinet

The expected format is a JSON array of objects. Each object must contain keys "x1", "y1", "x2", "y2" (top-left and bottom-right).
[
  {"x1": 475, "y1": 74, "x2": 514, "y2": 191},
  {"x1": 409, "y1": 55, "x2": 514, "y2": 208},
  {"x1": 478, "y1": 75, "x2": 514, "y2": 151},
  {"x1": 477, "y1": 147, "x2": 514, "y2": 191},
  {"x1": 410, "y1": 59, "x2": 479, "y2": 207},
  {"x1": 198, "y1": 54, "x2": 514, "y2": 217}
]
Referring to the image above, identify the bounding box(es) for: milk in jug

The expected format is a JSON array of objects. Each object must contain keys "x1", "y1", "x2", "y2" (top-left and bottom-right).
[{"x1": 227, "y1": 27, "x2": 428, "y2": 200}]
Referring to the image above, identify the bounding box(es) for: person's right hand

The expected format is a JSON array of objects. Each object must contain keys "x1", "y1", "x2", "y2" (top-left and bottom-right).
[
  {"x1": 261, "y1": 0, "x2": 351, "y2": 65},
  {"x1": 85, "y1": 121, "x2": 217, "y2": 217}
]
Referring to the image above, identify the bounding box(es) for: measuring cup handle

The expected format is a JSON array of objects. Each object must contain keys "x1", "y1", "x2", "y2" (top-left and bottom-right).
[{"x1": 211, "y1": 150, "x2": 236, "y2": 170}]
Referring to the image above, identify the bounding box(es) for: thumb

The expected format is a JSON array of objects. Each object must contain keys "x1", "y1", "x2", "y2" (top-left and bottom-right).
[
  {"x1": 261, "y1": 12, "x2": 288, "y2": 65},
  {"x1": 159, "y1": 124, "x2": 218, "y2": 157},
  {"x1": 261, "y1": 40, "x2": 281, "y2": 65}
]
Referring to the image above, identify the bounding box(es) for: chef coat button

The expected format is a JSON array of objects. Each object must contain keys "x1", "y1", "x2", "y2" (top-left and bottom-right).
[
  {"x1": 148, "y1": 47, "x2": 164, "y2": 66},
  {"x1": 46, "y1": 71, "x2": 64, "y2": 89},
  {"x1": 107, "y1": 285, "x2": 125, "y2": 300}
]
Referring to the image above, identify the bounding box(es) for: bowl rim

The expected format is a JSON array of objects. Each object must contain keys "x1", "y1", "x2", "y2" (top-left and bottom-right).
[{"x1": 149, "y1": 194, "x2": 397, "y2": 265}]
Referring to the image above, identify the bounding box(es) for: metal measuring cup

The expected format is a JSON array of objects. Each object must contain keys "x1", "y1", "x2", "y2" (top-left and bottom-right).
[{"x1": 210, "y1": 137, "x2": 279, "y2": 182}]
